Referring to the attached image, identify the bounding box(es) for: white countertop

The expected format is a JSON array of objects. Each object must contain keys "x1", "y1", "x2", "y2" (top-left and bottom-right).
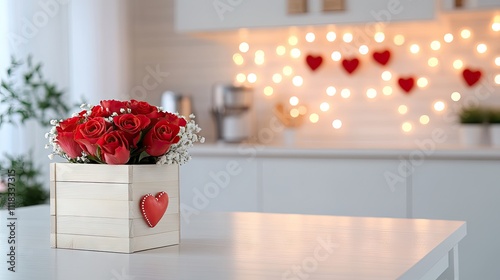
[
  {"x1": 1, "y1": 205, "x2": 466, "y2": 280},
  {"x1": 189, "y1": 142, "x2": 500, "y2": 160}
]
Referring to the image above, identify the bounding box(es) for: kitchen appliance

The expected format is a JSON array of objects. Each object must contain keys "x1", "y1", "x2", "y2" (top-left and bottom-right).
[
  {"x1": 161, "y1": 91, "x2": 192, "y2": 118},
  {"x1": 212, "y1": 84, "x2": 254, "y2": 142}
]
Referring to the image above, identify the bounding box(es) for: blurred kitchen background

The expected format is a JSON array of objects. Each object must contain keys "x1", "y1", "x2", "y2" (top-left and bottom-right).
[{"x1": 2, "y1": 0, "x2": 499, "y2": 149}]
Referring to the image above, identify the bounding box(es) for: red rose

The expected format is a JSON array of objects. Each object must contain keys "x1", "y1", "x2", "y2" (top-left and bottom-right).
[
  {"x1": 74, "y1": 117, "x2": 111, "y2": 156},
  {"x1": 100, "y1": 100, "x2": 129, "y2": 115},
  {"x1": 129, "y1": 99, "x2": 160, "y2": 118},
  {"x1": 164, "y1": 112, "x2": 187, "y2": 127},
  {"x1": 96, "y1": 131, "x2": 130, "y2": 164},
  {"x1": 55, "y1": 116, "x2": 83, "y2": 159},
  {"x1": 89, "y1": 105, "x2": 111, "y2": 118},
  {"x1": 58, "y1": 115, "x2": 81, "y2": 131},
  {"x1": 143, "y1": 119, "x2": 181, "y2": 156},
  {"x1": 113, "y1": 113, "x2": 151, "y2": 146}
]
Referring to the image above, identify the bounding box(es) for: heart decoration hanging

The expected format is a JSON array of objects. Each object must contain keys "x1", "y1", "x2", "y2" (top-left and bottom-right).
[
  {"x1": 306, "y1": 54, "x2": 324, "y2": 71},
  {"x1": 398, "y1": 77, "x2": 415, "y2": 94},
  {"x1": 462, "y1": 68, "x2": 482, "y2": 87},
  {"x1": 342, "y1": 58, "x2": 360, "y2": 74},
  {"x1": 140, "y1": 192, "x2": 169, "y2": 228},
  {"x1": 372, "y1": 50, "x2": 391, "y2": 66}
]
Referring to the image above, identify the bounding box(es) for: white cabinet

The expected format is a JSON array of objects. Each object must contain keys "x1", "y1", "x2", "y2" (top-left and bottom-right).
[
  {"x1": 175, "y1": 0, "x2": 435, "y2": 32},
  {"x1": 180, "y1": 157, "x2": 259, "y2": 212},
  {"x1": 412, "y1": 160, "x2": 500, "y2": 280},
  {"x1": 261, "y1": 158, "x2": 407, "y2": 217}
]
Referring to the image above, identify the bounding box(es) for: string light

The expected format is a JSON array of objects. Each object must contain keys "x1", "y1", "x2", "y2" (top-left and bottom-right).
[
  {"x1": 453, "y1": 59, "x2": 464, "y2": 70},
  {"x1": 476, "y1": 43, "x2": 487, "y2": 54},
  {"x1": 495, "y1": 57, "x2": 500, "y2": 66},
  {"x1": 309, "y1": 113, "x2": 319, "y2": 123},
  {"x1": 292, "y1": 76, "x2": 303, "y2": 87},
  {"x1": 233, "y1": 53, "x2": 244, "y2": 65},
  {"x1": 433, "y1": 101, "x2": 445, "y2": 112},
  {"x1": 460, "y1": 28, "x2": 471, "y2": 39},
  {"x1": 272, "y1": 73, "x2": 283, "y2": 83},
  {"x1": 289, "y1": 96, "x2": 299, "y2": 106},
  {"x1": 410, "y1": 44, "x2": 420, "y2": 54},
  {"x1": 343, "y1": 32, "x2": 353, "y2": 43},
  {"x1": 326, "y1": 31, "x2": 336, "y2": 42},
  {"x1": 398, "y1": 105, "x2": 408, "y2": 115},
  {"x1": 430, "y1": 41, "x2": 441, "y2": 51},
  {"x1": 451, "y1": 91, "x2": 461, "y2": 101},
  {"x1": 428, "y1": 57, "x2": 439, "y2": 67},
  {"x1": 443, "y1": 33, "x2": 454, "y2": 43},
  {"x1": 381, "y1": 71, "x2": 392, "y2": 81},
  {"x1": 359, "y1": 45, "x2": 369, "y2": 55},
  {"x1": 417, "y1": 77, "x2": 429, "y2": 88},
  {"x1": 254, "y1": 50, "x2": 265, "y2": 65},
  {"x1": 340, "y1": 88, "x2": 351, "y2": 99},
  {"x1": 290, "y1": 48, "x2": 301, "y2": 58},
  {"x1": 263, "y1": 86, "x2": 273, "y2": 96},
  {"x1": 320, "y1": 102, "x2": 330, "y2": 112},
  {"x1": 332, "y1": 119, "x2": 342, "y2": 129},
  {"x1": 374, "y1": 32, "x2": 385, "y2": 43},
  {"x1": 305, "y1": 32, "x2": 315, "y2": 42},
  {"x1": 276, "y1": 45, "x2": 286, "y2": 56},
  {"x1": 282, "y1": 66, "x2": 293, "y2": 76},
  {"x1": 239, "y1": 42, "x2": 249, "y2": 53},
  {"x1": 290, "y1": 108, "x2": 300, "y2": 118},
  {"x1": 247, "y1": 73, "x2": 257, "y2": 83},
  {"x1": 402, "y1": 122, "x2": 412, "y2": 132},
  {"x1": 331, "y1": 51, "x2": 342, "y2": 61},
  {"x1": 495, "y1": 74, "x2": 500, "y2": 85},
  {"x1": 366, "y1": 88, "x2": 377, "y2": 99},
  {"x1": 288, "y1": 35, "x2": 298, "y2": 45},
  {"x1": 236, "y1": 73, "x2": 246, "y2": 83},
  {"x1": 493, "y1": 22, "x2": 500, "y2": 32},
  {"x1": 419, "y1": 115, "x2": 430, "y2": 125},
  {"x1": 326, "y1": 86, "x2": 337, "y2": 96},
  {"x1": 383, "y1": 86, "x2": 393, "y2": 96},
  {"x1": 393, "y1": 34, "x2": 405, "y2": 46}
]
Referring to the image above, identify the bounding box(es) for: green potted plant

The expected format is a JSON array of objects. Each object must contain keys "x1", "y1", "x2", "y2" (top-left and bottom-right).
[
  {"x1": 487, "y1": 108, "x2": 500, "y2": 146},
  {"x1": 458, "y1": 106, "x2": 488, "y2": 146},
  {"x1": 0, "y1": 55, "x2": 71, "y2": 208}
]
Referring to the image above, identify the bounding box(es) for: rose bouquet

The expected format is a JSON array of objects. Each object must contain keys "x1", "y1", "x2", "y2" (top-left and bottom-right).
[{"x1": 45, "y1": 99, "x2": 204, "y2": 165}]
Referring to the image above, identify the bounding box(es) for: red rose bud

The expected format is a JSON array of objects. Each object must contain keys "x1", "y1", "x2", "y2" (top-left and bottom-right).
[
  {"x1": 113, "y1": 113, "x2": 151, "y2": 146},
  {"x1": 74, "y1": 117, "x2": 111, "y2": 156},
  {"x1": 58, "y1": 116, "x2": 81, "y2": 132},
  {"x1": 165, "y1": 112, "x2": 187, "y2": 127},
  {"x1": 143, "y1": 119, "x2": 181, "y2": 156},
  {"x1": 129, "y1": 99, "x2": 160, "y2": 118},
  {"x1": 100, "y1": 100, "x2": 129, "y2": 114},
  {"x1": 56, "y1": 131, "x2": 83, "y2": 159},
  {"x1": 96, "y1": 131, "x2": 130, "y2": 164},
  {"x1": 89, "y1": 105, "x2": 111, "y2": 118}
]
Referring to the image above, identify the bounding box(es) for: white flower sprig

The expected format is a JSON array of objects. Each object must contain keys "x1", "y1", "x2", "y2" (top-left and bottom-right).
[{"x1": 156, "y1": 114, "x2": 205, "y2": 165}]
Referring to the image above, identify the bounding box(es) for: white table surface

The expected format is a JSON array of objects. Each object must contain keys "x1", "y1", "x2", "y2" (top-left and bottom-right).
[{"x1": 1, "y1": 205, "x2": 466, "y2": 280}]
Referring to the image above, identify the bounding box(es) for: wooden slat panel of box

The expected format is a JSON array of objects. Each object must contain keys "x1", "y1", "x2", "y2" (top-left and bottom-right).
[{"x1": 50, "y1": 163, "x2": 180, "y2": 253}]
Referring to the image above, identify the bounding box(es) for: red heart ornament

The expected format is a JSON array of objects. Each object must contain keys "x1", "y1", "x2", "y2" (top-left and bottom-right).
[
  {"x1": 306, "y1": 54, "x2": 323, "y2": 71},
  {"x1": 398, "y1": 77, "x2": 415, "y2": 93},
  {"x1": 342, "y1": 58, "x2": 360, "y2": 74},
  {"x1": 140, "y1": 192, "x2": 169, "y2": 228},
  {"x1": 372, "y1": 50, "x2": 391, "y2": 66},
  {"x1": 462, "y1": 68, "x2": 482, "y2": 87}
]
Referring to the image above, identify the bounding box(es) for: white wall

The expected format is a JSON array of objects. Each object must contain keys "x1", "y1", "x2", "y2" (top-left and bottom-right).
[
  {"x1": 1, "y1": 0, "x2": 132, "y2": 189},
  {"x1": 130, "y1": 0, "x2": 500, "y2": 145}
]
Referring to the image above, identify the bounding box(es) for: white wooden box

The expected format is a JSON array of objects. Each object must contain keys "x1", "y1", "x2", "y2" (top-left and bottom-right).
[{"x1": 50, "y1": 163, "x2": 180, "y2": 253}]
